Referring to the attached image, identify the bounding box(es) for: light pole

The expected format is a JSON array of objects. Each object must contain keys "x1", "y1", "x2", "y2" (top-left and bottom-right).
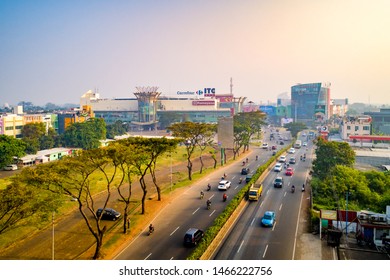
[{"x1": 52, "y1": 211, "x2": 55, "y2": 260}]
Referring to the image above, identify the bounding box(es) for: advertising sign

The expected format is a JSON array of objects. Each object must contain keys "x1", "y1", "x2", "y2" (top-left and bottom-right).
[{"x1": 192, "y1": 100, "x2": 215, "y2": 106}]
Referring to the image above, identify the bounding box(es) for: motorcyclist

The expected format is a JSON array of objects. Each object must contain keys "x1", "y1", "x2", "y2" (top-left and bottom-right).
[
  {"x1": 149, "y1": 224, "x2": 154, "y2": 234},
  {"x1": 206, "y1": 199, "x2": 211, "y2": 209},
  {"x1": 302, "y1": 184, "x2": 305, "y2": 192},
  {"x1": 256, "y1": 155, "x2": 258, "y2": 161},
  {"x1": 223, "y1": 193, "x2": 227, "y2": 202},
  {"x1": 291, "y1": 185, "x2": 295, "y2": 193},
  {"x1": 246, "y1": 158, "x2": 249, "y2": 163},
  {"x1": 242, "y1": 161, "x2": 245, "y2": 166},
  {"x1": 224, "y1": 173, "x2": 227, "y2": 178},
  {"x1": 200, "y1": 191, "x2": 204, "y2": 199},
  {"x1": 207, "y1": 183, "x2": 211, "y2": 191},
  {"x1": 239, "y1": 177, "x2": 243, "y2": 184}
]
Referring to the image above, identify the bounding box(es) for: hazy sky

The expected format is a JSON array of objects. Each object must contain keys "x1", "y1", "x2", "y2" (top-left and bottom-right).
[{"x1": 1, "y1": 0, "x2": 390, "y2": 106}]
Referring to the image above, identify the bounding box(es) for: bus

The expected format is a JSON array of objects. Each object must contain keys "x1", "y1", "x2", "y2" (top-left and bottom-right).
[{"x1": 294, "y1": 140, "x2": 302, "y2": 149}]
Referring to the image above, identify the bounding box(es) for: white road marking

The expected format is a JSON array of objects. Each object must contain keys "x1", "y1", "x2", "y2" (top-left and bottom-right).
[
  {"x1": 279, "y1": 204, "x2": 283, "y2": 211},
  {"x1": 209, "y1": 210, "x2": 216, "y2": 217},
  {"x1": 272, "y1": 222, "x2": 276, "y2": 231},
  {"x1": 263, "y1": 244, "x2": 268, "y2": 258},
  {"x1": 170, "y1": 226, "x2": 180, "y2": 236},
  {"x1": 192, "y1": 208, "x2": 200, "y2": 215},
  {"x1": 145, "y1": 253, "x2": 152, "y2": 260},
  {"x1": 237, "y1": 240, "x2": 245, "y2": 253},
  {"x1": 251, "y1": 217, "x2": 256, "y2": 226},
  {"x1": 170, "y1": 257, "x2": 174, "y2": 260}
]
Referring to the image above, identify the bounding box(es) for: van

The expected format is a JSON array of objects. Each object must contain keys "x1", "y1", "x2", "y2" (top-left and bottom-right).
[
  {"x1": 183, "y1": 228, "x2": 204, "y2": 246},
  {"x1": 4, "y1": 164, "x2": 18, "y2": 171}
]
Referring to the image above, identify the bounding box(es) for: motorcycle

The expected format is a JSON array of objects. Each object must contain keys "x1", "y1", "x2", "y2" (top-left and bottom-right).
[
  {"x1": 206, "y1": 200, "x2": 211, "y2": 210},
  {"x1": 291, "y1": 186, "x2": 295, "y2": 193},
  {"x1": 200, "y1": 191, "x2": 204, "y2": 199},
  {"x1": 223, "y1": 194, "x2": 227, "y2": 202},
  {"x1": 148, "y1": 225, "x2": 155, "y2": 235},
  {"x1": 207, "y1": 184, "x2": 211, "y2": 191},
  {"x1": 242, "y1": 161, "x2": 245, "y2": 166},
  {"x1": 239, "y1": 177, "x2": 243, "y2": 184},
  {"x1": 302, "y1": 185, "x2": 305, "y2": 192}
]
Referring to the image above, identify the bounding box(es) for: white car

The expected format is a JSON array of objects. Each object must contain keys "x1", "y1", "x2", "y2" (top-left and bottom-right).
[
  {"x1": 288, "y1": 148, "x2": 295, "y2": 154},
  {"x1": 3, "y1": 164, "x2": 18, "y2": 171},
  {"x1": 274, "y1": 163, "x2": 283, "y2": 172},
  {"x1": 218, "y1": 180, "x2": 232, "y2": 190},
  {"x1": 262, "y1": 143, "x2": 269, "y2": 149},
  {"x1": 303, "y1": 142, "x2": 307, "y2": 146},
  {"x1": 278, "y1": 155, "x2": 286, "y2": 163}
]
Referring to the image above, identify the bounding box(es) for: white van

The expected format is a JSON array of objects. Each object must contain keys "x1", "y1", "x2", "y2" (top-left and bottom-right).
[{"x1": 4, "y1": 164, "x2": 18, "y2": 171}]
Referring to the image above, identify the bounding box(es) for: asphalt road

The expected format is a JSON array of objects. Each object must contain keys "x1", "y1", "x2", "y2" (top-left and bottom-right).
[{"x1": 214, "y1": 135, "x2": 313, "y2": 260}]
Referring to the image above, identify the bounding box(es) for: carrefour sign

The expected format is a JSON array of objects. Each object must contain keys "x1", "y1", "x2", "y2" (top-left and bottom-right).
[{"x1": 177, "y1": 88, "x2": 215, "y2": 97}]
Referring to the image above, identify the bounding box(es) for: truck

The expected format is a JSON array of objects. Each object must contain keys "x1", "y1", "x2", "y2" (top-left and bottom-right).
[{"x1": 248, "y1": 183, "x2": 263, "y2": 201}]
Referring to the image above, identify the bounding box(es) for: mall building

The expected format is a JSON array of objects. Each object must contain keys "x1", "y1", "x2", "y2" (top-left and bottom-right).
[{"x1": 80, "y1": 86, "x2": 246, "y2": 131}]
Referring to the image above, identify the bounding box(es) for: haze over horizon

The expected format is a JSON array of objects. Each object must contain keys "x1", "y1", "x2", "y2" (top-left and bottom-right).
[{"x1": 1, "y1": 0, "x2": 390, "y2": 107}]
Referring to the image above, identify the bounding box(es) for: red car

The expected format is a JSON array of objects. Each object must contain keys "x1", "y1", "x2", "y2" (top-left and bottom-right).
[
  {"x1": 285, "y1": 167, "x2": 294, "y2": 176},
  {"x1": 271, "y1": 145, "x2": 277, "y2": 150}
]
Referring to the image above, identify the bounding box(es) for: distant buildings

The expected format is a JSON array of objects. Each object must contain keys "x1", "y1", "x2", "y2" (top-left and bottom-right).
[
  {"x1": 339, "y1": 115, "x2": 372, "y2": 141},
  {"x1": 364, "y1": 108, "x2": 390, "y2": 135}
]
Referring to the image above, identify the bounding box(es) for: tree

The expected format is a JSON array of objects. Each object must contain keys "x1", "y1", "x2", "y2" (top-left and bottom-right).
[
  {"x1": 63, "y1": 118, "x2": 106, "y2": 150},
  {"x1": 106, "y1": 120, "x2": 128, "y2": 139},
  {"x1": 21, "y1": 123, "x2": 46, "y2": 154},
  {"x1": 0, "y1": 177, "x2": 62, "y2": 235},
  {"x1": 196, "y1": 124, "x2": 217, "y2": 173},
  {"x1": 20, "y1": 149, "x2": 114, "y2": 259},
  {"x1": 312, "y1": 138, "x2": 355, "y2": 180},
  {"x1": 283, "y1": 122, "x2": 307, "y2": 138},
  {"x1": 232, "y1": 111, "x2": 266, "y2": 158},
  {"x1": 168, "y1": 122, "x2": 214, "y2": 180},
  {"x1": 0, "y1": 135, "x2": 26, "y2": 169}
]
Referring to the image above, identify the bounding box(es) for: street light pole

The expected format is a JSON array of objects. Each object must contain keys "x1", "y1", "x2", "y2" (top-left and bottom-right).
[{"x1": 52, "y1": 211, "x2": 55, "y2": 260}]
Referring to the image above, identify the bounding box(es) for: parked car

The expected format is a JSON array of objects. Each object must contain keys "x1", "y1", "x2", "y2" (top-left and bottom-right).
[
  {"x1": 274, "y1": 163, "x2": 283, "y2": 172},
  {"x1": 96, "y1": 208, "x2": 121, "y2": 221},
  {"x1": 3, "y1": 164, "x2": 18, "y2": 171},
  {"x1": 183, "y1": 228, "x2": 204, "y2": 247},
  {"x1": 274, "y1": 176, "x2": 283, "y2": 188},
  {"x1": 289, "y1": 157, "x2": 296, "y2": 164},
  {"x1": 285, "y1": 167, "x2": 294, "y2": 176},
  {"x1": 241, "y1": 167, "x2": 250, "y2": 175},
  {"x1": 261, "y1": 211, "x2": 276, "y2": 227},
  {"x1": 218, "y1": 180, "x2": 231, "y2": 190}
]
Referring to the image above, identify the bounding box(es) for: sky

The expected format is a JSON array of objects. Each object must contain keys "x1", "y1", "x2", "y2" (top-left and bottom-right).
[{"x1": 1, "y1": 0, "x2": 390, "y2": 106}]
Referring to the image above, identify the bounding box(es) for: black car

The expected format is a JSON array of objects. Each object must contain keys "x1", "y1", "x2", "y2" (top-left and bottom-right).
[
  {"x1": 96, "y1": 208, "x2": 121, "y2": 221},
  {"x1": 241, "y1": 167, "x2": 250, "y2": 175},
  {"x1": 273, "y1": 176, "x2": 284, "y2": 188},
  {"x1": 183, "y1": 228, "x2": 204, "y2": 246}
]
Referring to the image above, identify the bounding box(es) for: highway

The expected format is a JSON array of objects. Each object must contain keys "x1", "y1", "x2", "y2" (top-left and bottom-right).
[
  {"x1": 214, "y1": 134, "x2": 313, "y2": 260},
  {"x1": 115, "y1": 129, "x2": 293, "y2": 260}
]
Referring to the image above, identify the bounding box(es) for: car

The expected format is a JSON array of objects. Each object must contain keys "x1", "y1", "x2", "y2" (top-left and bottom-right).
[
  {"x1": 303, "y1": 142, "x2": 307, "y2": 146},
  {"x1": 288, "y1": 148, "x2": 295, "y2": 154},
  {"x1": 96, "y1": 208, "x2": 121, "y2": 221},
  {"x1": 262, "y1": 143, "x2": 269, "y2": 149},
  {"x1": 285, "y1": 167, "x2": 294, "y2": 176},
  {"x1": 183, "y1": 228, "x2": 204, "y2": 247},
  {"x1": 274, "y1": 176, "x2": 283, "y2": 187},
  {"x1": 278, "y1": 155, "x2": 286, "y2": 163},
  {"x1": 274, "y1": 163, "x2": 282, "y2": 172},
  {"x1": 279, "y1": 141, "x2": 284, "y2": 145},
  {"x1": 272, "y1": 151, "x2": 276, "y2": 156},
  {"x1": 271, "y1": 145, "x2": 277, "y2": 150},
  {"x1": 245, "y1": 174, "x2": 253, "y2": 183},
  {"x1": 261, "y1": 211, "x2": 276, "y2": 227},
  {"x1": 289, "y1": 157, "x2": 296, "y2": 164},
  {"x1": 3, "y1": 164, "x2": 18, "y2": 171},
  {"x1": 217, "y1": 180, "x2": 231, "y2": 190},
  {"x1": 241, "y1": 167, "x2": 250, "y2": 175}
]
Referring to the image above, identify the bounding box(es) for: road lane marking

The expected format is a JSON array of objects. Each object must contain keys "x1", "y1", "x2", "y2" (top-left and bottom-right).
[
  {"x1": 251, "y1": 217, "x2": 256, "y2": 226},
  {"x1": 272, "y1": 222, "x2": 276, "y2": 231},
  {"x1": 209, "y1": 210, "x2": 216, "y2": 217},
  {"x1": 192, "y1": 208, "x2": 200, "y2": 215},
  {"x1": 145, "y1": 253, "x2": 152, "y2": 260},
  {"x1": 209, "y1": 194, "x2": 215, "y2": 199},
  {"x1": 235, "y1": 185, "x2": 240, "y2": 190},
  {"x1": 260, "y1": 201, "x2": 264, "y2": 208},
  {"x1": 170, "y1": 257, "x2": 174, "y2": 260},
  {"x1": 263, "y1": 244, "x2": 268, "y2": 258},
  {"x1": 279, "y1": 204, "x2": 283, "y2": 211},
  {"x1": 237, "y1": 240, "x2": 245, "y2": 253},
  {"x1": 284, "y1": 191, "x2": 287, "y2": 197},
  {"x1": 170, "y1": 226, "x2": 180, "y2": 236}
]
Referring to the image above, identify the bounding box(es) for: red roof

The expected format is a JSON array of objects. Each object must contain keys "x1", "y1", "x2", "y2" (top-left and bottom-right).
[{"x1": 349, "y1": 135, "x2": 390, "y2": 141}]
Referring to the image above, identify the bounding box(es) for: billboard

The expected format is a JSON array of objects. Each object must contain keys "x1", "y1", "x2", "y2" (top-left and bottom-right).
[
  {"x1": 217, "y1": 117, "x2": 234, "y2": 149},
  {"x1": 259, "y1": 105, "x2": 276, "y2": 116}
]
